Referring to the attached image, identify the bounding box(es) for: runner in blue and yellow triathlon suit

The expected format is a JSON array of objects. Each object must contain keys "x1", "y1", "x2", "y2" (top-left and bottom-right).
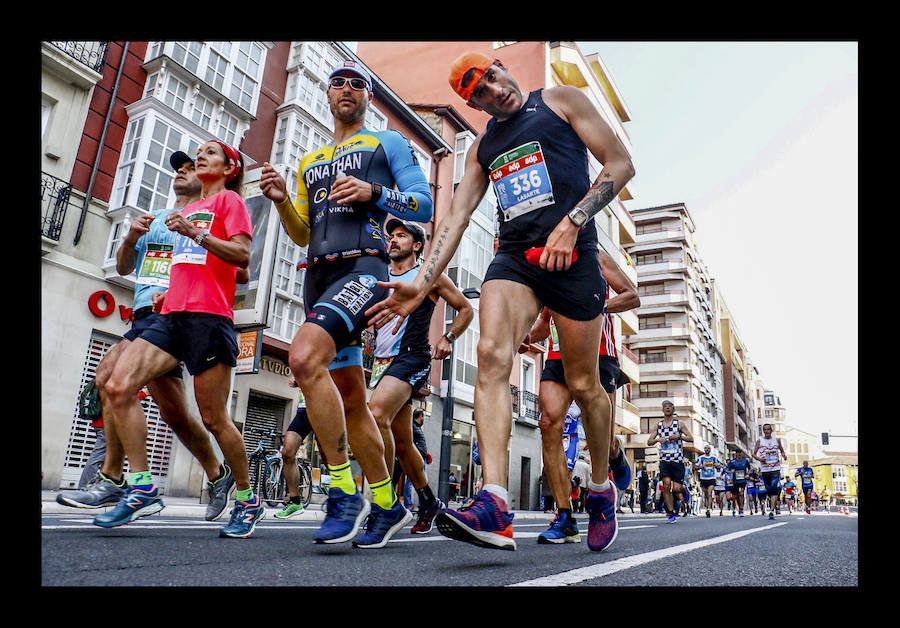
[
  {"x1": 726, "y1": 450, "x2": 751, "y2": 517},
  {"x1": 260, "y1": 60, "x2": 433, "y2": 550},
  {"x1": 696, "y1": 445, "x2": 719, "y2": 518},
  {"x1": 795, "y1": 461, "x2": 816, "y2": 514}
]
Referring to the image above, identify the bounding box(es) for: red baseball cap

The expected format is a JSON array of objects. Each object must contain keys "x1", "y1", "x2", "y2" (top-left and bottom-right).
[
  {"x1": 214, "y1": 140, "x2": 243, "y2": 182},
  {"x1": 448, "y1": 52, "x2": 495, "y2": 102}
]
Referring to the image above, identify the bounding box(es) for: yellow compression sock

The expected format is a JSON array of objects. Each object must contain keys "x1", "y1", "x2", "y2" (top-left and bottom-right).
[
  {"x1": 328, "y1": 462, "x2": 357, "y2": 495},
  {"x1": 369, "y1": 477, "x2": 397, "y2": 510}
]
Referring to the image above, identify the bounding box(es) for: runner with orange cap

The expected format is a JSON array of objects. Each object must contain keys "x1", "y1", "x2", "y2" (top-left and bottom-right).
[{"x1": 367, "y1": 51, "x2": 635, "y2": 552}]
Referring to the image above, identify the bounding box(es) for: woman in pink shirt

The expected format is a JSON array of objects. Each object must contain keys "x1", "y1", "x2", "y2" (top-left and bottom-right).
[{"x1": 98, "y1": 140, "x2": 261, "y2": 538}]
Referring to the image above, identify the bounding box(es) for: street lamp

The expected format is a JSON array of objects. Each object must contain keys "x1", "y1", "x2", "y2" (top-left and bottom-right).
[{"x1": 438, "y1": 287, "x2": 480, "y2": 505}]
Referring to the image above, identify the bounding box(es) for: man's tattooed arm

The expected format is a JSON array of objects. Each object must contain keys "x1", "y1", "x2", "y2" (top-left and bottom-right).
[
  {"x1": 572, "y1": 174, "x2": 617, "y2": 223},
  {"x1": 421, "y1": 224, "x2": 450, "y2": 286}
]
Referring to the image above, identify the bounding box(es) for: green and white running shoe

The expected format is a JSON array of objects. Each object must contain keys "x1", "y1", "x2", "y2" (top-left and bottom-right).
[{"x1": 274, "y1": 501, "x2": 305, "y2": 519}]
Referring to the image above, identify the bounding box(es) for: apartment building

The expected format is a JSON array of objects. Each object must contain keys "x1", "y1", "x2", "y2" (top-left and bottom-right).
[
  {"x1": 41, "y1": 41, "x2": 451, "y2": 497},
  {"x1": 356, "y1": 41, "x2": 640, "y2": 509},
  {"x1": 714, "y1": 281, "x2": 756, "y2": 457},
  {"x1": 783, "y1": 424, "x2": 822, "y2": 469},
  {"x1": 624, "y1": 202, "x2": 726, "y2": 472}
]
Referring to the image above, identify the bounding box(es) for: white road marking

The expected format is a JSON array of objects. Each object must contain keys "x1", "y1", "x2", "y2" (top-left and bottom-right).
[{"x1": 510, "y1": 522, "x2": 789, "y2": 586}]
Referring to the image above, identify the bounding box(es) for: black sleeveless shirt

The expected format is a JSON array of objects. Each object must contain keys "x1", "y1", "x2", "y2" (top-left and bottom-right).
[{"x1": 476, "y1": 89, "x2": 598, "y2": 254}]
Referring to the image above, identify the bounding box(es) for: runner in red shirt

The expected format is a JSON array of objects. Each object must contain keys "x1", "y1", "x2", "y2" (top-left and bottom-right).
[{"x1": 98, "y1": 140, "x2": 260, "y2": 538}]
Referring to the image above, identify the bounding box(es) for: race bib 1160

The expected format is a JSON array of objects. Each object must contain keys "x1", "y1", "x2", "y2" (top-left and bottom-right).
[{"x1": 136, "y1": 243, "x2": 174, "y2": 286}]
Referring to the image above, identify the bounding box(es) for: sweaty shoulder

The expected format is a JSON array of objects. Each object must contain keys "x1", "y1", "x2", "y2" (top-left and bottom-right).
[{"x1": 540, "y1": 85, "x2": 583, "y2": 118}]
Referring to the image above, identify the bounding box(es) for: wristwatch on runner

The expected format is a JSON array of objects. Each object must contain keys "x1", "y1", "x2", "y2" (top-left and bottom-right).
[
  {"x1": 568, "y1": 205, "x2": 589, "y2": 227},
  {"x1": 193, "y1": 229, "x2": 211, "y2": 247},
  {"x1": 443, "y1": 331, "x2": 457, "y2": 342}
]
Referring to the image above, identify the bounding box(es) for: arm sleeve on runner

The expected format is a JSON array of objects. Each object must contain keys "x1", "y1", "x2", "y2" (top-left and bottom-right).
[
  {"x1": 372, "y1": 131, "x2": 433, "y2": 223},
  {"x1": 274, "y1": 174, "x2": 311, "y2": 246}
]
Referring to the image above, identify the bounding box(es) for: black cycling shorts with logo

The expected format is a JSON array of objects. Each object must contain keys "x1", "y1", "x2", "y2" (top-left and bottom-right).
[
  {"x1": 140, "y1": 311, "x2": 238, "y2": 376},
  {"x1": 483, "y1": 247, "x2": 606, "y2": 321},
  {"x1": 303, "y1": 255, "x2": 389, "y2": 352}
]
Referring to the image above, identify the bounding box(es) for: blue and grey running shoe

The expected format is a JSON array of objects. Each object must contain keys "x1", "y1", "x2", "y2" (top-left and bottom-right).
[
  {"x1": 205, "y1": 464, "x2": 234, "y2": 522},
  {"x1": 537, "y1": 510, "x2": 581, "y2": 544},
  {"x1": 93, "y1": 486, "x2": 164, "y2": 528},
  {"x1": 57, "y1": 473, "x2": 128, "y2": 509},
  {"x1": 219, "y1": 496, "x2": 266, "y2": 538},
  {"x1": 352, "y1": 500, "x2": 412, "y2": 548},
  {"x1": 313, "y1": 487, "x2": 370, "y2": 544}
]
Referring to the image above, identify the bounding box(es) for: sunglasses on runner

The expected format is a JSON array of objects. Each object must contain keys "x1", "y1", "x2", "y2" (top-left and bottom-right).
[{"x1": 328, "y1": 76, "x2": 369, "y2": 91}]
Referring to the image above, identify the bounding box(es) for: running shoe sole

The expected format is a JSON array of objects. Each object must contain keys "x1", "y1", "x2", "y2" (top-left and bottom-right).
[
  {"x1": 56, "y1": 493, "x2": 120, "y2": 509},
  {"x1": 273, "y1": 507, "x2": 306, "y2": 520},
  {"x1": 435, "y1": 511, "x2": 517, "y2": 551},
  {"x1": 537, "y1": 531, "x2": 580, "y2": 544},
  {"x1": 353, "y1": 507, "x2": 413, "y2": 549},
  {"x1": 92, "y1": 500, "x2": 164, "y2": 528},
  {"x1": 314, "y1": 500, "x2": 371, "y2": 544}
]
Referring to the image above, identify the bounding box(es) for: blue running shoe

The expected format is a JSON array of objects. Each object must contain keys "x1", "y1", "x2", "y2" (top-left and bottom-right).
[
  {"x1": 219, "y1": 496, "x2": 266, "y2": 538},
  {"x1": 435, "y1": 490, "x2": 516, "y2": 551},
  {"x1": 537, "y1": 510, "x2": 581, "y2": 544},
  {"x1": 585, "y1": 484, "x2": 618, "y2": 551},
  {"x1": 313, "y1": 487, "x2": 370, "y2": 544},
  {"x1": 609, "y1": 439, "x2": 632, "y2": 492},
  {"x1": 352, "y1": 499, "x2": 412, "y2": 548},
  {"x1": 93, "y1": 486, "x2": 164, "y2": 528}
]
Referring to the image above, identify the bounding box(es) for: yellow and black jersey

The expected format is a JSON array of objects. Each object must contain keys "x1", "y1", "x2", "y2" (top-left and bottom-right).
[{"x1": 275, "y1": 128, "x2": 433, "y2": 266}]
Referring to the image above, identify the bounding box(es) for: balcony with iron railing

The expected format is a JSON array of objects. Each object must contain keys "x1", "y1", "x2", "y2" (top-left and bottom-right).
[
  {"x1": 41, "y1": 172, "x2": 74, "y2": 242},
  {"x1": 509, "y1": 384, "x2": 520, "y2": 415},
  {"x1": 47, "y1": 41, "x2": 110, "y2": 74},
  {"x1": 521, "y1": 390, "x2": 539, "y2": 421}
]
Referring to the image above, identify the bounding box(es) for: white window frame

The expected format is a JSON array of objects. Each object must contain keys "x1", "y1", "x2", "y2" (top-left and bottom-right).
[
  {"x1": 520, "y1": 355, "x2": 535, "y2": 395},
  {"x1": 145, "y1": 41, "x2": 268, "y2": 116},
  {"x1": 409, "y1": 140, "x2": 432, "y2": 183},
  {"x1": 365, "y1": 103, "x2": 388, "y2": 131},
  {"x1": 266, "y1": 228, "x2": 308, "y2": 343}
]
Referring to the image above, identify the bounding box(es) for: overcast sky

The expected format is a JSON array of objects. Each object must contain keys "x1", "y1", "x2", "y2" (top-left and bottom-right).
[{"x1": 577, "y1": 41, "x2": 858, "y2": 437}]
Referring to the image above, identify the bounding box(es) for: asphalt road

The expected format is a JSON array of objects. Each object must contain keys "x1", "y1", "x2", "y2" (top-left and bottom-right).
[{"x1": 40, "y1": 509, "x2": 858, "y2": 587}]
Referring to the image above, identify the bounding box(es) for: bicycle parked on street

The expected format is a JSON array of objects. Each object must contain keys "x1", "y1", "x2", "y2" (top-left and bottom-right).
[
  {"x1": 262, "y1": 443, "x2": 313, "y2": 508},
  {"x1": 245, "y1": 426, "x2": 313, "y2": 508},
  {"x1": 246, "y1": 427, "x2": 278, "y2": 498}
]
